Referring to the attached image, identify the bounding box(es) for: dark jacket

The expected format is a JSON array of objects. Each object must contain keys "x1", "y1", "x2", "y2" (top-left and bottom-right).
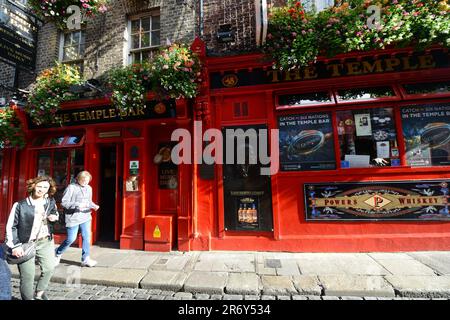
[{"x1": 5, "y1": 197, "x2": 58, "y2": 249}]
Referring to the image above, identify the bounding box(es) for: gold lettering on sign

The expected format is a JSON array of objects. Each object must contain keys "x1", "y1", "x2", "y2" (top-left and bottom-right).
[
  {"x1": 418, "y1": 55, "x2": 436, "y2": 69},
  {"x1": 284, "y1": 69, "x2": 301, "y2": 81},
  {"x1": 346, "y1": 62, "x2": 362, "y2": 75},
  {"x1": 362, "y1": 60, "x2": 383, "y2": 73},
  {"x1": 267, "y1": 70, "x2": 280, "y2": 83},
  {"x1": 327, "y1": 64, "x2": 344, "y2": 77},
  {"x1": 304, "y1": 66, "x2": 318, "y2": 79},
  {"x1": 384, "y1": 58, "x2": 401, "y2": 72}
]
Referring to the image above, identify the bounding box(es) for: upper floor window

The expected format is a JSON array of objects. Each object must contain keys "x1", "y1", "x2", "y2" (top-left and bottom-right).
[
  {"x1": 59, "y1": 29, "x2": 85, "y2": 74},
  {"x1": 128, "y1": 11, "x2": 161, "y2": 64},
  {"x1": 302, "y1": 0, "x2": 334, "y2": 12}
]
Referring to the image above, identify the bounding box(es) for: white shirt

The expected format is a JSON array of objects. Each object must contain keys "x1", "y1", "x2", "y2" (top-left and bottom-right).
[{"x1": 28, "y1": 197, "x2": 50, "y2": 241}]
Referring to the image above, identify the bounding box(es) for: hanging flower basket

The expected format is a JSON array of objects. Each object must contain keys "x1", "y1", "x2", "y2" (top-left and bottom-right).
[
  {"x1": 27, "y1": 0, "x2": 109, "y2": 29},
  {"x1": 26, "y1": 63, "x2": 81, "y2": 126},
  {"x1": 265, "y1": 0, "x2": 450, "y2": 70},
  {"x1": 0, "y1": 106, "x2": 26, "y2": 149},
  {"x1": 106, "y1": 43, "x2": 202, "y2": 113}
]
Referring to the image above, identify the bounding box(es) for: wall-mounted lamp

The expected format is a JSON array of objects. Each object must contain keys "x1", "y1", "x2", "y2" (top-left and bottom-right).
[{"x1": 217, "y1": 24, "x2": 234, "y2": 43}]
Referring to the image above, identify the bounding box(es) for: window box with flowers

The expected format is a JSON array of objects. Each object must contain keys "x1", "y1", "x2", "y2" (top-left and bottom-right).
[
  {"x1": 27, "y1": 0, "x2": 109, "y2": 29},
  {"x1": 0, "y1": 106, "x2": 26, "y2": 149},
  {"x1": 106, "y1": 43, "x2": 201, "y2": 113},
  {"x1": 265, "y1": 0, "x2": 450, "y2": 70}
]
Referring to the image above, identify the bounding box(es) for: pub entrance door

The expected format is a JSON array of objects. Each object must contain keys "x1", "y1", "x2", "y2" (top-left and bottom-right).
[{"x1": 98, "y1": 144, "x2": 123, "y2": 243}]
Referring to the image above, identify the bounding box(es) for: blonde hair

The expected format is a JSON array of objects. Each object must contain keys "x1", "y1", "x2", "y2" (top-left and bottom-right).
[{"x1": 77, "y1": 170, "x2": 92, "y2": 182}]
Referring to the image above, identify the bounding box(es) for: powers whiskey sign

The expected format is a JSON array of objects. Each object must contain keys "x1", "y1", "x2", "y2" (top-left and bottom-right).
[{"x1": 304, "y1": 180, "x2": 450, "y2": 221}]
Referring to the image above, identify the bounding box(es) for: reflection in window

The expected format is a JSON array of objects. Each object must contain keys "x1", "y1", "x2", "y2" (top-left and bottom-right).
[
  {"x1": 32, "y1": 136, "x2": 46, "y2": 147},
  {"x1": 48, "y1": 137, "x2": 64, "y2": 146},
  {"x1": 70, "y1": 149, "x2": 84, "y2": 184},
  {"x1": 403, "y1": 81, "x2": 450, "y2": 95},
  {"x1": 66, "y1": 135, "x2": 82, "y2": 145},
  {"x1": 37, "y1": 151, "x2": 51, "y2": 176},
  {"x1": 337, "y1": 87, "x2": 396, "y2": 101},
  {"x1": 278, "y1": 92, "x2": 333, "y2": 107},
  {"x1": 401, "y1": 104, "x2": 450, "y2": 167},
  {"x1": 337, "y1": 108, "x2": 399, "y2": 168}
]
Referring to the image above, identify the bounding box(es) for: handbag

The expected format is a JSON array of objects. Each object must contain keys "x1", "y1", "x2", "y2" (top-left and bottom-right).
[{"x1": 3, "y1": 242, "x2": 36, "y2": 265}]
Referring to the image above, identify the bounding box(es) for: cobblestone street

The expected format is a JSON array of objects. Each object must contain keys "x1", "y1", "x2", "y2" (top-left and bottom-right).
[{"x1": 10, "y1": 279, "x2": 450, "y2": 301}]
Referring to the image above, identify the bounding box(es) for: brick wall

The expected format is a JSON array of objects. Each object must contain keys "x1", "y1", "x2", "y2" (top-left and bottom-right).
[
  {"x1": 201, "y1": 0, "x2": 289, "y2": 56},
  {"x1": 0, "y1": 0, "x2": 197, "y2": 100}
]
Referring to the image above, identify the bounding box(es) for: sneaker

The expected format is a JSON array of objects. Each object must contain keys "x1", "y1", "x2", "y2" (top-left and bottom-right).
[
  {"x1": 34, "y1": 292, "x2": 49, "y2": 300},
  {"x1": 55, "y1": 253, "x2": 61, "y2": 266},
  {"x1": 81, "y1": 257, "x2": 97, "y2": 267}
]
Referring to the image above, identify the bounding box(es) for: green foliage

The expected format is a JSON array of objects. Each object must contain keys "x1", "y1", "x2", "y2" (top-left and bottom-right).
[
  {"x1": 27, "y1": 0, "x2": 109, "y2": 29},
  {"x1": 265, "y1": 0, "x2": 450, "y2": 69},
  {"x1": 107, "y1": 43, "x2": 202, "y2": 112},
  {"x1": 0, "y1": 106, "x2": 26, "y2": 149},
  {"x1": 26, "y1": 63, "x2": 81, "y2": 126}
]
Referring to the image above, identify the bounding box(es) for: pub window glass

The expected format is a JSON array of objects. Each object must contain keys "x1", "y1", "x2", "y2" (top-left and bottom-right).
[
  {"x1": 337, "y1": 86, "x2": 397, "y2": 102},
  {"x1": 70, "y1": 149, "x2": 84, "y2": 184},
  {"x1": 401, "y1": 104, "x2": 450, "y2": 167},
  {"x1": 337, "y1": 108, "x2": 399, "y2": 168},
  {"x1": 37, "y1": 151, "x2": 51, "y2": 176},
  {"x1": 53, "y1": 150, "x2": 69, "y2": 202},
  {"x1": 66, "y1": 135, "x2": 82, "y2": 145},
  {"x1": 403, "y1": 81, "x2": 450, "y2": 95},
  {"x1": 48, "y1": 136, "x2": 65, "y2": 146},
  {"x1": 278, "y1": 92, "x2": 334, "y2": 108}
]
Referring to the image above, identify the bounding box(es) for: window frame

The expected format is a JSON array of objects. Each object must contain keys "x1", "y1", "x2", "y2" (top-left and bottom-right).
[
  {"x1": 275, "y1": 89, "x2": 336, "y2": 110},
  {"x1": 58, "y1": 29, "x2": 86, "y2": 73},
  {"x1": 29, "y1": 134, "x2": 85, "y2": 150},
  {"x1": 127, "y1": 10, "x2": 161, "y2": 65},
  {"x1": 399, "y1": 80, "x2": 450, "y2": 100}
]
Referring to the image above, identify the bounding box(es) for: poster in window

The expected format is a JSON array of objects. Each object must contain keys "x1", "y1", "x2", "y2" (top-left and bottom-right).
[
  {"x1": 278, "y1": 112, "x2": 336, "y2": 171},
  {"x1": 401, "y1": 104, "x2": 450, "y2": 167},
  {"x1": 354, "y1": 113, "x2": 372, "y2": 136},
  {"x1": 157, "y1": 143, "x2": 178, "y2": 189},
  {"x1": 376, "y1": 141, "x2": 390, "y2": 159}
]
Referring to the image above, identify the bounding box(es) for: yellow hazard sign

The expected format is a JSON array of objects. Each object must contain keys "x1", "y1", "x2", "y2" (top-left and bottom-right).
[{"x1": 153, "y1": 225, "x2": 161, "y2": 238}]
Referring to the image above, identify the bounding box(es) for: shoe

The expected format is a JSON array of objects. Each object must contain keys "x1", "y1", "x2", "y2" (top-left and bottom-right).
[
  {"x1": 81, "y1": 257, "x2": 97, "y2": 267},
  {"x1": 34, "y1": 292, "x2": 49, "y2": 300},
  {"x1": 55, "y1": 253, "x2": 61, "y2": 266}
]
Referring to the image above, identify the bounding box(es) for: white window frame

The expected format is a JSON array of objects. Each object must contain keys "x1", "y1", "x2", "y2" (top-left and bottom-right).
[{"x1": 127, "y1": 10, "x2": 161, "y2": 65}]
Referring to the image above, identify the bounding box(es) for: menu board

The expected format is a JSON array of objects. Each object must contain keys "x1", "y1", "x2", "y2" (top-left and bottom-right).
[
  {"x1": 401, "y1": 104, "x2": 450, "y2": 167},
  {"x1": 279, "y1": 112, "x2": 336, "y2": 171}
]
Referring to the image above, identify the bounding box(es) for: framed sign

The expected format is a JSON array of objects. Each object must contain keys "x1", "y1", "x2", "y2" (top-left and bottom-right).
[
  {"x1": 157, "y1": 143, "x2": 178, "y2": 189},
  {"x1": 304, "y1": 180, "x2": 450, "y2": 221}
]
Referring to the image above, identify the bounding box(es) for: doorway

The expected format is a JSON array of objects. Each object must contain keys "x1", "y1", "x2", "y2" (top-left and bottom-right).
[{"x1": 98, "y1": 145, "x2": 121, "y2": 242}]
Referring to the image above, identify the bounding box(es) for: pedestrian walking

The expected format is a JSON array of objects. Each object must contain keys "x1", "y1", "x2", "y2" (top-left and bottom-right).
[
  {"x1": 55, "y1": 171, "x2": 100, "y2": 267},
  {"x1": 0, "y1": 246, "x2": 12, "y2": 300},
  {"x1": 4, "y1": 175, "x2": 59, "y2": 300}
]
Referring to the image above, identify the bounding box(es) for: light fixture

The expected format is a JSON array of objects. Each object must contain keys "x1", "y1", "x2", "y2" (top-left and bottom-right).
[{"x1": 217, "y1": 24, "x2": 234, "y2": 43}]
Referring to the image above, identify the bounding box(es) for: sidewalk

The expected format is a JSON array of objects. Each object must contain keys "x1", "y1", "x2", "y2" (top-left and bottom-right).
[{"x1": 8, "y1": 246, "x2": 450, "y2": 299}]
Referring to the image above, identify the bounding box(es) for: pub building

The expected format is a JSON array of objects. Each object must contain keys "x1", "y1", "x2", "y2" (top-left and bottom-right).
[{"x1": 1, "y1": 42, "x2": 450, "y2": 252}]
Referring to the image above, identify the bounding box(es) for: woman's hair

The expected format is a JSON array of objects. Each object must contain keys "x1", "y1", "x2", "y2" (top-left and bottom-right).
[
  {"x1": 77, "y1": 170, "x2": 92, "y2": 182},
  {"x1": 26, "y1": 176, "x2": 57, "y2": 196}
]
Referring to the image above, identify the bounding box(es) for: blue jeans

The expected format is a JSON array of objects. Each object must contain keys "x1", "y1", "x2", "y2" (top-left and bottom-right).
[
  {"x1": 56, "y1": 220, "x2": 91, "y2": 262},
  {"x1": 0, "y1": 253, "x2": 11, "y2": 300}
]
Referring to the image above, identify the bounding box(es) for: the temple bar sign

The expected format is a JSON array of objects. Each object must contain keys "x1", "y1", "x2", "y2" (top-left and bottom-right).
[
  {"x1": 29, "y1": 100, "x2": 176, "y2": 129},
  {"x1": 210, "y1": 50, "x2": 450, "y2": 89},
  {"x1": 304, "y1": 180, "x2": 450, "y2": 221}
]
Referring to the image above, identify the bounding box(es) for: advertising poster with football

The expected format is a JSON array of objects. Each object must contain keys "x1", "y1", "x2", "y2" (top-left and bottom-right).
[
  {"x1": 278, "y1": 112, "x2": 336, "y2": 171},
  {"x1": 401, "y1": 104, "x2": 450, "y2": 167}
]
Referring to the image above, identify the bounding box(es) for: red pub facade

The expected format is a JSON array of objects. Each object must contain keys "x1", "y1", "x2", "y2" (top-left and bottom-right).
[{"x1": 2, "y1": 41, "x2": 450, "y2": 252}]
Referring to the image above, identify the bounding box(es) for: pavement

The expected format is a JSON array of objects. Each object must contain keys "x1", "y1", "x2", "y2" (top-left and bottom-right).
[{"x1": 7, "y1": 246, "x2": 450, "y2": 300}]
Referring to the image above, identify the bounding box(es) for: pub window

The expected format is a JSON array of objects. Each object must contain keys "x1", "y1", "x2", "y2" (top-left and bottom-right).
[
  {"x1": 29, "y1": 134, "x2": 85, "y2": 149},
  {"x1": 336, "y1": 86, "x2": 398, "y2": 103},
  {"x1": 278, "y1": 112, "x2": 336, "y2": 171},
  {"x1": 337, "y1": 107, "x2": 399, "y2": 168},
  {"x1": 36, "y1": 148, "x2": 84, "y2": 233},
  {"x1": 402, "y1": 81, "x2": 450, "y2": 97},
  {"x1": 401, "y1": 103, "x2": 450, "y2": 167},
  {"x1": 277, "y1": 91, "x2": 334, "y2": 109},
  {"x1": 59, "y1": 29, "x2": 85, "y2": 74},
  {"x1": 128, "y1": 11, "x2": 161, "y2": 64}
]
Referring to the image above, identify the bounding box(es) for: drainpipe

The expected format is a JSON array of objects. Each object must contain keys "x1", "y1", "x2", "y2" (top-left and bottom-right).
[
  {"x1": 255, "y1": 0, "x2": 268, "y2": 46},
  {"x1": 198, "y1": 0, "x2": 204, "y2": 38}
]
